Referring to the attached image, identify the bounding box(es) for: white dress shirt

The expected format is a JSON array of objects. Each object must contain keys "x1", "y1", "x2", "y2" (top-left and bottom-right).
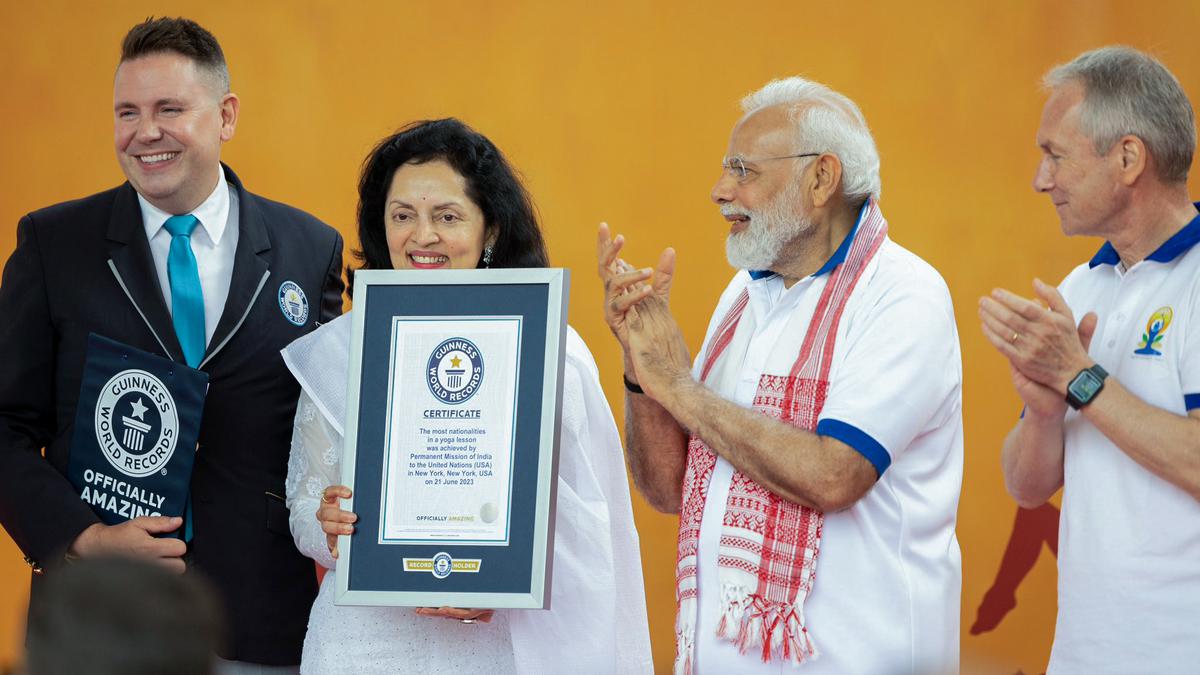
[{"x1": 138, "y1": 168, "x2": 240, "y2": 348}]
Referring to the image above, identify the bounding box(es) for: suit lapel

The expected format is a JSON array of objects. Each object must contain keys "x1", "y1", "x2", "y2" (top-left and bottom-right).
[
  {"x1": 106, "y1": 183, "x2": 184, "y2": 362},
  {"x1": 202, "y1": 166, "x2": 271, "y2": 368}
]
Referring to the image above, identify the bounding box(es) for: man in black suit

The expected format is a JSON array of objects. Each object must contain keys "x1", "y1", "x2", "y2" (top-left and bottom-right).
[{"x1": 0, "y1": 18, "x2": 343, "y2": 673}]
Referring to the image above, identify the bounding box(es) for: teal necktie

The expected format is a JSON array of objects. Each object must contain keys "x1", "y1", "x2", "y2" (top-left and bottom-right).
[
  {"x1": 164, "y1": 214, "x2": 205, "y2": 543},
  {"x1": 163, "y1": 214, "x2": 206, "y2": 368}
]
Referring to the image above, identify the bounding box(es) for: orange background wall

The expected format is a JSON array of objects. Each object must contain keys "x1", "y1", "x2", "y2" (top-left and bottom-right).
[{"x1": 2, "y1": 1, "x2": 1197, "y2": 672}]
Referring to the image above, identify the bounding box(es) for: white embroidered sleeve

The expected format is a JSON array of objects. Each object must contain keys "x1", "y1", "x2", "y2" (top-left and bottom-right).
[{"x1": 285, "y1": 390, "x2": 341, "y2": 570}]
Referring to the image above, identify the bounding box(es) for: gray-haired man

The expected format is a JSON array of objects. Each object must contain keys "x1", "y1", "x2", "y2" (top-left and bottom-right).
[{"x1": 980, "y1": 46, "x2": 1200, "y2": 673}]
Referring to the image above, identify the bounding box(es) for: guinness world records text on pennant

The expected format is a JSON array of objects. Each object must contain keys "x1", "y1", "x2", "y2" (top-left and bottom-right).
[
  {"x1": 67, "y1": 333, "x2": 208, "y2": 529},
  {"x1": 337, "y1": 269, "x2": 568, "y2": 609}
]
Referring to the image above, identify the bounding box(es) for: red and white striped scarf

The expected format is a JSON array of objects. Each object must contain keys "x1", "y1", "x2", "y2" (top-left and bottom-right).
[{"x1": 674, "y1": 200, "x2": 888, "y2": 673}]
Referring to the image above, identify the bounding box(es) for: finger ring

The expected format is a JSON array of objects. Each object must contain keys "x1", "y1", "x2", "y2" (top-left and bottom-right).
[
  {"x1": 1010, "y1": 332, "x2": 1020, "y2": 344},
  {"x1": 458, "y1": 618, "x2": 477, "y2": 624},
  {"x1": 321, "y1": 492, "x2": 336, "y2": 504}
]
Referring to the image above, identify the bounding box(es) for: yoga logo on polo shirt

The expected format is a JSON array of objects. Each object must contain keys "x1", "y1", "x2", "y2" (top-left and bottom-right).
[
  {"x1": 94, "y1": 369, "x2": 180, "y2": 478},
  {"x1": 1134, "y1": 306, "x2": 1173, "y2": 356}
]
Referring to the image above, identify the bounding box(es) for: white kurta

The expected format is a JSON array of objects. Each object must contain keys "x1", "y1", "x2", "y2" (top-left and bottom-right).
[{"x1": 281, "y1": 314, "x2": 653, "y2": 674}]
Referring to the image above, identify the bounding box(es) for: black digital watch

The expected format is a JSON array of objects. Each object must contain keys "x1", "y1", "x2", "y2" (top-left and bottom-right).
[{"x1": 1065, "y1": 363, "x2": 1108, "y2": 410}]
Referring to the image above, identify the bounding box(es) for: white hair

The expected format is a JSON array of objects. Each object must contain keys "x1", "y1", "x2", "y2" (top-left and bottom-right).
[{"x1": 740, "y1": 77, "x2": 881, "y2": 202}]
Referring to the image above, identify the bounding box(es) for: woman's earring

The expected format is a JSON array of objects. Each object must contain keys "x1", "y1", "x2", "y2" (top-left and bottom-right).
[{"x1": 482, "y1": 246, "x2": 494, "y2": 268}]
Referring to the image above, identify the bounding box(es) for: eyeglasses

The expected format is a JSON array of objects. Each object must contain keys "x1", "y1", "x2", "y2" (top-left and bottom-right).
[{"x1": 721, "y1": 153, "x2": 821, "y2": 182}]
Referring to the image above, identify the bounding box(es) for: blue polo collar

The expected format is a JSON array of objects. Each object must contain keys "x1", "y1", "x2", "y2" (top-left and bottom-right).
[
  {"x1": 749, "y1": 201, "x2": 869, "y2": 280},
  {"x1": 1088, "y1": 201, "x2": 1200, "y2": 268}
]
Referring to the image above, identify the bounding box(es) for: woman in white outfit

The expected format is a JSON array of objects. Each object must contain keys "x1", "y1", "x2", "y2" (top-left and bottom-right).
[{"x1": 281, "y1": 119, "x2": 653, "y2": 674}]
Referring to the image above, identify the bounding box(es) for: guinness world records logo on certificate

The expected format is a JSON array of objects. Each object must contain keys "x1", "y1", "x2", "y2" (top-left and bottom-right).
[
  {"x1": 336, "y1": 269, "x2": 568, "y2": 610},
  {"x1": 426, "y1": 337, "x2": 485, "y2": 405}
]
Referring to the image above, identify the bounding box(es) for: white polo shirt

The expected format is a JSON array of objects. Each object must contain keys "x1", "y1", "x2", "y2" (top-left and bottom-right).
[
  {"x1": 691, "y1": 219, "x2": 963, "y2": 674},
  {"x1": 1048, "y1": 209, "x2": 1200, "y2": 675}
]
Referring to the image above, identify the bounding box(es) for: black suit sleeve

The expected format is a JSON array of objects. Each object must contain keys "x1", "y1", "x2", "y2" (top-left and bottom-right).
[
  {"x1": 0, "y1": 216, "x2": 100, "y2": 565},
  {"x1": 319, "y1": 232, "x2": 345, "y2": 323}
]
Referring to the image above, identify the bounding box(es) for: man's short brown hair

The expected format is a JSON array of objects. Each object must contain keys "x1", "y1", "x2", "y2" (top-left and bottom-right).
[{"x1": 120, "y1": 17, "x2": 230, "y2": 93}]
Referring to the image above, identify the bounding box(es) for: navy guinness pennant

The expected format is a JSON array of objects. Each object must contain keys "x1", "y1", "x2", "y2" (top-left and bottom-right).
[{"x1": 67, "y1": 333, "x2": 208, "y2": 530}]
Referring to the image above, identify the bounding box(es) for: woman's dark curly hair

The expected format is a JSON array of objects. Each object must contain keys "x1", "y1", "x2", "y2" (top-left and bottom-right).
[{"x1": 349, "y1": 118, "x2": 548, "y2": 285}]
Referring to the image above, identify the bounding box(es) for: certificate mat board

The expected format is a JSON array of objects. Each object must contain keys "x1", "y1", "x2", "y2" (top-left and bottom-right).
[{"x1": 336, "y1": 269, "x2": 568, "y2": 609}]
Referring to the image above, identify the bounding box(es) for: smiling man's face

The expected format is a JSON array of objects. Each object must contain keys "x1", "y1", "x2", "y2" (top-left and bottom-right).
[
  {"x1": 113, "y1": 51, "x2": 235, "y2": 214},
  {"x1": 712, "y1": 105, "x2": 816, "y2": 269},
  {"x1": 1033, "y1": 81, "x2": 1126, "y2": 237}
]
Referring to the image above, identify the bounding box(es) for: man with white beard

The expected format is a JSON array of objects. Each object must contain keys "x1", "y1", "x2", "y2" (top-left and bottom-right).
[{"x1": 599, "y1": 77, "x2": 964, "y2": 674}]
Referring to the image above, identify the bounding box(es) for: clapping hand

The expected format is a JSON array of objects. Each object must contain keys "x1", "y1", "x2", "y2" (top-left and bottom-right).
[
  {"x1": 597, "y1": 222, "x2": 655, "y2": 355},
  {"x1": 596, "y1": 222, "x2": 688, "y2": 396},
  {"x1": 979, "y1": 279, "x2": 1097, "y2": 417}
]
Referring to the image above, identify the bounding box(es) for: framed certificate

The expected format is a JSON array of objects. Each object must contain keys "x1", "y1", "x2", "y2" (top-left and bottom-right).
[{"x1": 335, "y1": 269, "x2": 569, "y2": 609}]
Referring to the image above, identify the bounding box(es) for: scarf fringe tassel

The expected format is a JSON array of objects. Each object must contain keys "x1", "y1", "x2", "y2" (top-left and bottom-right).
[
  {"x1": 716, "y1": 592, "x2": 817, "y2": 667},
  {"x1": 674, "y1": 607, "x2": 696, "y2": 675}
]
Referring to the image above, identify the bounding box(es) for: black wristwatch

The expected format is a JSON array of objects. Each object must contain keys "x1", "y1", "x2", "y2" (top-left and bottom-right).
[{"x1": 1065, "y1": 363, "x2": 1108, "y2": 410}]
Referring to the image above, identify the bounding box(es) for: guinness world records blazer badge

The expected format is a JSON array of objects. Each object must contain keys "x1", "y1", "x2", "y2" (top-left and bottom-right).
[{"x1": 66, "y1": 333, "x2": 208, "y2": 530}]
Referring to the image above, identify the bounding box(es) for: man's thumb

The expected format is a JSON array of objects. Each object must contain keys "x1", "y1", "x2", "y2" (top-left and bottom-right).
[
  {"x1": 1078, "y1": 312, "x2": 1099, "y2": 351},
  {"x1": 134, "y1": 515, "x2": 183, "y2": 534}
]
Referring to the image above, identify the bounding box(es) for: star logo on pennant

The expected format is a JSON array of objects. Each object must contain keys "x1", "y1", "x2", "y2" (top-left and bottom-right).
[{"x1": 129, "y1": 397, "x2": 149, "y2": 421}]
